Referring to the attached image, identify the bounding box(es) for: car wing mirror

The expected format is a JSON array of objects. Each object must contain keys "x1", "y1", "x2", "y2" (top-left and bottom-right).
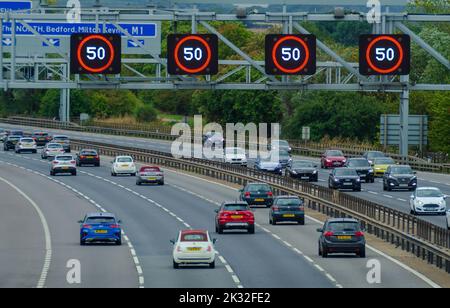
[
  {"x1": 214, "y1": 209, "x2": 219, "y2": 213},
  {"x1": 77, "y1": 220, "x2": 83, "y2": 224},
  {"x1": 170, "y1": 239, "x2": 175, "y2": 245},
  {"x1": 117, "y1": 220, "x2": 122, "y2": 224},
  {"x1": 316, "y1": 228, "x2": 323, "y2": 233},
  {"x1": 212, "y1": 239, "x2": 217, "y2": 244}
]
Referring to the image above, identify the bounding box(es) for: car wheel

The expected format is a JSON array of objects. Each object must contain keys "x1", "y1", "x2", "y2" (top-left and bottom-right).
[
  {"x1": 116, "y1": 238, "x2": 122, "y2": 246},
  {"x1": 80, "y1": 237, "x2": 86, "y2": 246},
  {"x1": 159, "y1": 181, "x2": 165, "y2": 186},
  {"x1": 131, "y1": 173, "x2": 136, "y2": 177},
  {"x1": 318, "y1": 244, "x2": 322, "y2": 256},
  {"x1": 111, "y1": 172, "x2": 116, "y2": 177},
  {"x1": 248, "y1": 226, "x2": 255, "y2": 234},
  {"x1": 95, "y1": 163, "x2": 100, "y2": 167},
  {"x1": 217, "y1": 226, "x2": 223, "y2": 234},
  {"x1": 173, "y1": 260, "x2": 179, "y2": 269},
  {"x1": 298, "y1": 218, "x2": 305, "y2": 225},
  {"x1": 371, "y1": 178, "x2": 375, "y2": 183},
  {"x1": 72, "y1": 171, "x2": 77, "y2": 176},
  {"x1": 209, "y1": 261, "x2": 215, "y2": 269},
  {"x1": 50, "y1": 170, "x2": 55, "y2": 176},
  {"x1": 272, "y1": 218, "x2": 277, "y2": 225},
  {"x1": 136, "y1": 181, "x2": 141, "y2": 186},
  {"x1": 322, "y1": 246, "x2": 328, "y2": 258},
  {"x1": 359, "y1": 248, "x2": 366, "y2": 258}
]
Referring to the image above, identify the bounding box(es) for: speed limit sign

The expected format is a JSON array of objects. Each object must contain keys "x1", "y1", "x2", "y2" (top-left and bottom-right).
[
  {"x1": 70, "y1": 34, "x2": 121, "y2": 74},
  {"x1": 167, "y1": 34, "x2": 219, "y2": 75},
  {"x1": 359, "y1": 34, "x2": 410, "y2": 75}
]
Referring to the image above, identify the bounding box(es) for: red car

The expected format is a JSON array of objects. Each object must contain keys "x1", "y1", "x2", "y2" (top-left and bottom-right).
[
  {"x1": 321, "y1": 150, "x2": 347, "y2": 169},
  {"x1": 215, "y1": 202, "x2": 255, "y2": 234}
]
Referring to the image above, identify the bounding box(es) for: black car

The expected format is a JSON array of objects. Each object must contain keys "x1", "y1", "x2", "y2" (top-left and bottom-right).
[
  {"x1": 286, "y1": 160, "x2": 319, "y2": 182},
  {"x1": 32, "y1": 132, "x2": 51, "y2": 147},
  {"x1": 317, "y1": 218, "x2": 366, "y2": 258},
  {"x1": 344, "y1": 158, "x2": 375, "y2": 183},
  {"x1": 269, "y1": 196, "x2": 305, "y2": 225},
  {"x1": 76, "y1": 149, "x2": 100, "y2": 167},
  {"x1": 239, "y1": 183, "x2": 274, "y2": 207},
  {"x1": 328, "y1": 168, "x2": 361, "y2": 191},
  {"x1": 3, "y1": 136, "x2": 21, "y2": 151},
  {"x1": 363, "y1": 151, "x2": 386, "y2": 166},
  {"x1": 383, "y1": 165, "x2": 417, "y2": 191}
]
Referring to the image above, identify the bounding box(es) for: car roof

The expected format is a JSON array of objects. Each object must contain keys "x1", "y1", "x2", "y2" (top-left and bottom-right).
[
  {"x1": 20, "y1": 137, "x2": 34, "y2": 140},
  {"x1": 416, "y1": 187, "x2": 440, "y2": 191},
  {"x1": 292, "y1": 160, "x2": 314, "y2": 163},
  {"x1": 86, "y1": 213, "x2": 115, "y2": 218},
  {"x1": 53, "y1": 135, "x2": 68, "y2": 137},
  {"x1": 348, "y1": 157, "x2": 367, "y2": 161},
  {"x1": 222, "y1": 201, "x2": 248, "y2": 206},
  {"x1": 326, "y1": 218, "x2": 359, "y2": 223},
  {"x1": 47, "y1": 143, "x2": 63, "y2": 146},
  {"x1": 80, "y1": 149, "x2": 97, "y2": 152}
]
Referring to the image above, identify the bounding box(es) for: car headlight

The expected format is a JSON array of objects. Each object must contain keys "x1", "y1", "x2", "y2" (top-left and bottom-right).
[
  {"x1": 356, "y1": 178, "x2": 361, "y2": 182},
  {"x1": 439, "y1": 200, "x2": 446, "y2": 206},
  {"x1": 369, "y1": 169, "x2": 374, "y2": 173},
  {"x1": 292, "y1": 171, "x2": 297, "y2": 174},
  {"x1": 416, "y1": 200, "x2": 424, "y2": 206},
  {"x1": 334, "y1": 178, "x2": 340, "y2": 182},
  {"x1": 313, "y1": 170, "x2": 318, "y2": 174}
]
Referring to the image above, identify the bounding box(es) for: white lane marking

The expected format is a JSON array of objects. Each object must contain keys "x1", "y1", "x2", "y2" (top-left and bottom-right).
[
  {"x1": 397, "y1": 198, "x2": 407, "y2": 202},
  {"x1": 0, "y1": 174, "x2": 52, "y2": 289},
  {"x1": 383, "y1": 194, "x2": 393, "y2": 199},
  {"x1": 368, "y1": 191, "x2": 379, "y2": 195}
]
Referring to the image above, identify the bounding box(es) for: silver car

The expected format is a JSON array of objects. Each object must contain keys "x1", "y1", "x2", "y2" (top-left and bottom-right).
[
  {"x1": 136, "y1": 166, "x2": 164, "y2": 185},
  {"x1": 42, "y1": 143, "x2": 65, "y2": 159},
  {"x1": 15, "y1": 138, "x2": 37, "y2": 154},
  {"x1": 51, "y1": 135, "x2": 71, "y2": 153},
  {"x1": 50, "y1": 155, "x2": 77, "y2": 176}
]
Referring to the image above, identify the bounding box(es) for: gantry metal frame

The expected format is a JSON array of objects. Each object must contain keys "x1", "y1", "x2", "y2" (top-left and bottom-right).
[{"x1": 0, "y1": 5, "x2": 449, "y2": 157}]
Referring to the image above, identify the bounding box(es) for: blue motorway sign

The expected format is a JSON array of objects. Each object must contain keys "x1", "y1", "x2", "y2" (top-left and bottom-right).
[
  {"x1": 0, "y1": 1, "x2": 31, "y2": 12},
  {"x1": 2, "y1": 22, "x2": 157, "y2": 38}
]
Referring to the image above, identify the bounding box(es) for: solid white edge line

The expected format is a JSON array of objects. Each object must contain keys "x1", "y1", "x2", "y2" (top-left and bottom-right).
[{"x1": 0, "y1": 175, "x2": 52, "y2": 289}]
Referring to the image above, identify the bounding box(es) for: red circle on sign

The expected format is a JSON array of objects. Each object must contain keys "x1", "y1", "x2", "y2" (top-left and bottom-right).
[
  {"x1": 272, "y1": 36, "x2": 310, "y2": 74},
  {"x1": 174, "y1": 36, "x2": 212, "y2": 74},
  {"x1": 77, "y1": 35, "x2": 115, "y2": 73},
  {"x1": 366, "y1": 36, "x2": 404, "y2": 74}
]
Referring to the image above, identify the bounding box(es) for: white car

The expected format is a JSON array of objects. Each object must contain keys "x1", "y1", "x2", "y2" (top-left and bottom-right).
[
  {"x1": 203, "y1": 132, "x2": 224, "y2": 149},
  {"x1": 50, "y1": 155, "x2": 77, "y2": 176},
  {"x1": 410, "y1": 187, "x2": 448, "y2": 216},
  {"x1": 111, "y1": 156, "x2": 136, "y2": 176},
  {"x1": 446, "y1": 210, "x2": 450, "y2": 230},
  {"x1": 41, "y1": 143, "x2": 65, "y2": 159},
  {"x1": 15, "y1": 138, "x2": 37, "y2": 154},
  {"x1": 224, "y1": 147, "x2": 247, "y2": 166},
  {"x1": 171, "y1": 230, "x2": 217, "y2": 269}
]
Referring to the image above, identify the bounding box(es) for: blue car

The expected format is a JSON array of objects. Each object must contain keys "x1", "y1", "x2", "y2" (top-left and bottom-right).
[{"x1": 79, "y1": 213, "x2": 122, "y2": 246}]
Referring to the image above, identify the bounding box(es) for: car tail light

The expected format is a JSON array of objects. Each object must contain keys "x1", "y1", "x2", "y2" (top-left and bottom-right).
[
  {"x1": 82, "y1": 224, "x2": 92, "y2": 229},
  {"x1": 355, "y1": 231, "x2": 364, "y2": 238},
  {"x1": 80, "y1": 156, "x2": 85, "y2": 159},
  {"x1": 324, "y1": 231, "x2": 334, "y2": 238},
  {"x1": 110, "y1": 224, "x2": 120, "y2": 229},
  {"x1": 70, "y1": 161, "x2": 76, "y2": 164},
  {"x1": 244, "y1": 192, "x2": 251, "y2": 197},
  {"x1": 268, "y1": 192, "x2": 273, "y2": 197},
  {"x1": 207, "y1": 246, "x2": 213, "y2": 252},
  {"x1": 298, "y1": 206, "x2": 305, "y2": 211},
  {"x1": 52, "y1": 161, "x2": 58, "y2": 164},
  {"x1": 95, "y1": 155, "x2": 99, "y2": 159},
  {"x1": 272, "y1": 206, "x2": 279, "y2": 211}
]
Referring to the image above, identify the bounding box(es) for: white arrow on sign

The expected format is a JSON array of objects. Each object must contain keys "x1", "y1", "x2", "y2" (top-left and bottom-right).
[
  {"x1": 43, "y1": 38, "x2": 60, "y2": 47},
  {"x1": 2, "y1": 38, "x2": 12, "y2": 46},
  {"x1": 127, "y1": 39, "x2": 145, "y2": 48}
]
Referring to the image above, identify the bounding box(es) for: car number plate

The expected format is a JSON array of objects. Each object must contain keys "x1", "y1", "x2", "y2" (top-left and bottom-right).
[
  {"x1": 62, "y1": 166, "x2": 69, "y2": 169},
  {"x1": 255, "y1": 198, "x2": 265, "y2": 202},
  {"x1": 343, "y1": 182, "x2": 353, "y2": 186},
  {"x1": 86, "y1": 156, "x2": 94, "y2": 159},
  {"x1": 187, "y1": 247, "x2": 201, "y2": 252},
  {"x1": 146, "y1": 177, "x2": 157, "y2": 181},
  {"x1": 301, "y1": 177, "x2": 309, "y2": 180},
  {"x1": 95, "y1": 230, "x2": 108, "y2": 234},
  {"x1": 337, "y1": 236, "x2": 352, "y2": 240},
  {"x1": 399, "y1": 184, "x2": 409, "y2": 187},
  {"x1": 283, "y1": 214, "x2": 295, "y2": 218},
  {"x1": 122, "y1": 164, "x2": 129, "y2": 167},
  {"x1": 231, "y1": 215, "x2": 243, "y2": 219}
]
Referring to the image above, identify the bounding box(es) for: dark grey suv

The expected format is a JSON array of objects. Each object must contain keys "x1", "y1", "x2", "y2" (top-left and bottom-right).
[
  {"x1": 317, "y1": 218, "x2": 366, "y2": 258},
  {"x1": 383, "y1": 165, "x2": 417, "y2": 191}
]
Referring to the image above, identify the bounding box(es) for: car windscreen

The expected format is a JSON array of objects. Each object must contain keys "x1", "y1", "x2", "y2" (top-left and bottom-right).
[
  {"x1": 141, "y1": 167, "x2": 160, "y2": 172},
  {"x1": 390, "y1": 166, "x2": 413, "y2": 174},
  {"x1": 374, "y1": 158, "x2": 395, "y2": 165},
  {"x1": 327, "y1": 222, "x2": 360, "y2": 232},
  {"x1": 292, "y1": 161, "x2": 314, "y2": 168},
  {"x1": 335, "y1": 169, "x2": 358, "y2": 176},
  {"x1": 117, "y1": 157, "x2": 133, "y2": 163},
  {"x1": 8, "y1": 136, "x2": 20, "y2": 141},
  {"x1": 11, "y1": 131, "x2": 23, "y2": 135},
  {"x1": 48, "y1": 144, "x2": 63, "y2": 149},
  {"x1": 247, "y1": 184, "x2": 271, "y2": 192},
  {"x1": 34, "y1": 133, "x2": 48, "y2": 136},
  {"x1": 279, "y1": 150, "x2": 290, "y2": 157},
  {"x1": 223, "y1": 204, "x2": 248, "y2": 211},
  {"x1": 273, "y1": 140, "x2": 289, "y2": 147},
  {"x1": 348, "y1": 160, "x2": 370, "y2": 167},
  {"x1": 327, "y1": 150, "x2": 343, "y2": 156},
  {"x1": 181, "y1": 233, "x2": 208, "y2": 242},
  {"x1": 86, "y1": 217, "x2": 116, "y2": 224},
  {"x1": 275, "y1": 198, "x2": 302, "y2": 206},
  {"x1": 367, "y1": 152, "x2": 385, "y2": 158},
  {"x1": 417, "y1": 189, "x2": 443, "y2": 198},
  {"x1": 20, "y1": 138, "x2": 34, "y2": 143},
  {"x1": 80, "y1": 151, "x2": 97, "y2": 155},
  {"x1": 55, "y1": 156, "x2": 73, "y2": 161}
]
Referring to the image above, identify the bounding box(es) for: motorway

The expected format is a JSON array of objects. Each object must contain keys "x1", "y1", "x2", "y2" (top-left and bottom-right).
[
  {"x1": 1, "y1": 122, "x2": 449, "y2": 228},
  {"x1": 0, "y1": 146, "x2": 441, "y2": 288}
]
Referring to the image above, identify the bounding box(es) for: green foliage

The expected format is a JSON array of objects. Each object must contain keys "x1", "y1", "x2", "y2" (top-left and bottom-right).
[
  {"x1": 139, "y1": 90, "x2": 195, "y2": 115},
  {"x1": 135, "y1": 104, "x2": 158, "y2": 123}
]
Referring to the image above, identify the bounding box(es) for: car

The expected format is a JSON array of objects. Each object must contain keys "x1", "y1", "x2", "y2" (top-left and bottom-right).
[
  {"x1": 215, "y1": 202, "x2": 255, "y2": 234},
  {"x1": 51, "y1": 135, "x2": 71, "y2": 152},
  {"x1": 224, "y1": 147, "x2": 247, "y2": 167},
  {"x1": 269, "y1": 196, "x2": 305, "y2": 225},
  {"x1": 410, "y1": 187, "x2": 447, "y2": 216},
  {"x1": 239, "y1": 182, "x2": 274, "y2": 207},
  {"x1": 32, "y1": 131, "x2": 51, "y2": 147},
  {"x1": 277, "y1": 150, "x2": 293, "y2": 168},
  {"x1": 9, "y1": 130, "x2": 24, "y2": 138},
  {"x1": 344, "y1": 158, "x2": 375, "y2": 183},
  {"x1": 15, "y1": 137, "x2": 37, "y2": 154},
  {"x1": 50, "y1": 155, "x2": 77, "y2": 176},
  {"x1": 373, "y1": 157, "x2": 396, "y2": 177},
  {"x1": 254, "y1": 156, "x2": 282, "y2": 175},
  {"x1": 203, "y1": 131, "x2": 225, "y2": 149},
  {"x1": 41, "y1": 143, "x2": 65, "y2": 159},
  {"x1": 111, "y1": 156, "x2": 136, "y2": 176},
  {"x1": 446, "y1": 210, "x2": 450, "y2": 230},
  {"x1": 79, "y1": 213, "x2": 122, "y2": 246},
  {"x1": 3, "y1": 135, "x2": 21, "y2": 151},
  {"x1": 321, "y1": 150, "x2": 346, "y2": 169},
  {"x1": 363, "y1": 151, "x2": 386, "y2": 166},
  {"x1": 76, "y1": 149, "x2": 100, "y2": 167},
  {"x1": 317, "y1": 218, "x2": 366, "y2": 258},
  {"x1": 0, "y1": 128, "x2": 7, "y2": 142},
  {"x1": 286, "y1": 160, "x2": 319, "y2": 182},
  {"x1": 171, "y1": 230, "x2": 217, "y2": 269},
  {"x1": 270, "y1": 139, "x2": 292, "y2": 154},
  {"x1": 383, "y1": 165, "x2": 417, "y2": 191},
  {"x1": 328, "y1": 168, "x2": 361, "y2": 191},
  {"x1": 136, "y1": 166, "x2": 164, "y2": 185}
]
